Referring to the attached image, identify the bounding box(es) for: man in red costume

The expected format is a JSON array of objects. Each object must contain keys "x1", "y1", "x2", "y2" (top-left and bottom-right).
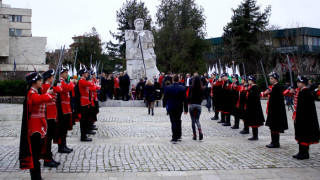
[
  {"x1": 77, "y1": 68, "x2": 94, "y2": 141},
  {"x1": 19, "y1": 72, "x2": 53, "y2": 180},
  {"x1": 56, "y1": 66, "x2": 75, "y2": 153},
  {"x1": 41, "y1": 69, "x2": 62, "y2": 167}
]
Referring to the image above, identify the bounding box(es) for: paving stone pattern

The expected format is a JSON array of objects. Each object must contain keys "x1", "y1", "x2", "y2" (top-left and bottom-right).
[{"x1": 0, "y1": 101, "x2": 319, "y2": 174}]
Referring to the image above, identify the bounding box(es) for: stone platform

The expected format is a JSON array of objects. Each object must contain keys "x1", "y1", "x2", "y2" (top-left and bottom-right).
[{"x1": 99, "y1": 100, "x2": 163, "y2": 107}]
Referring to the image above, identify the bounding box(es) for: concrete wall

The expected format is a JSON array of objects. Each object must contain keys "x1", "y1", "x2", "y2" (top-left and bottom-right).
[
  {"x1": 8, "y1": 36, "x2": 47, "y2": 65},
  {"x1": 0, "y1": 18, "x2": 9, "y2": 57}
]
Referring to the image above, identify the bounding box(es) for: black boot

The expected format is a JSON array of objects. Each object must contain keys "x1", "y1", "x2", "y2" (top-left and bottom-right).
[
  {"x1": 293, "y1": 144, "x2": 302, "y2": 158},
  {"x1": 218, "y1": 113, "x2": 225, "y2": 123},
  {"x1": 152, "y1": 109, "x2": 154, "y2": 116},
  {"x1": 266, "y1": 133, "x2": 280, "y2": 148},
  {"x1": 193, "y1": 130, "x2": 197, "y2": 140},
  {"x1": 231, "y1": 117, "x2": 239, "y2": 129},
  {"x1": 297, "y1": 145, "x2": 310, "y2": 160},
  {"x1": 148, "y1": 108, "x2": 150, "y2": 114},
  {"x1": 211, "y1": 111, "x2": 219, "y2": 120},
  {"x1": 223, "y1": 114, "x2": 231, "y2": 126},
  {"x1": 198, "y1": 128, "x2": 203, "y2": 141},
  {"x1": 63, "y1": 137, "x2": 73, "y2": 152},
  {"x1": 51, "y1": 158, "x2": 60, "y2": 165},
  {"x1": 248, "y1": 127, "x2": 258, "y2": 140},
  {"x1": 240, "y1": 121, "x2": 249, "y2": 134},
  {"x1": 58, "y1": 144, "x2": 71, "y2": 153},
  {"x1": 44, "y1": 160, "x2": 59, "y2": 167},
  {"x1": 81, "y1": 136, "x2": 92, "y2": 142}
]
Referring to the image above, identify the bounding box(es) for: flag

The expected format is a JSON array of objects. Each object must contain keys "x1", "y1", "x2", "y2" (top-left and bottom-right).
[
  {"x1": 68, "y1": 64, "x2": 73, "y2": 77},
  {"x1": 13, "y1": 58, "x2": 16, "y2": 72}
]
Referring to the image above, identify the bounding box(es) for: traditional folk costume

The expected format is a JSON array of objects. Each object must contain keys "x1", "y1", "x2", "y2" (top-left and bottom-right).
[
  {"x1": 41, "y1": 69, "x2": 62, "y2": 167},
  {"x1": 19, "y1": 72, "x2": 53, "y2": 180},
  {"x1": 56, "y1": 66, "x2": 75, "y2": 153},
  {"x1": 283, "y1": 76, "x2": 320, "y2": 160},
  {"x1": 218, "y1": 73, "x2": 233, "y2": 126},
  {"x1": 246, "y1": 76, "x2": 265, "y2": 140},
  {"x1": 237, "y1": 75, "x2": 249, "y2": 134},
  {"x1": 230, "y1": 74, "x2": 240, "y2": 129},
  {"x1": 77, "y1": 68, "x2": 94, "y2": 141},
  {"x1": 210, "y1": 73, "x2": 222, "y2": 120},
  {"x1": 261, "y1": 72, "x2": 288, "y2": 148}
]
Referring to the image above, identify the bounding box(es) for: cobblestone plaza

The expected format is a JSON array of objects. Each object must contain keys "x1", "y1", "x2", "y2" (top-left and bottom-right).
[{"x1": 0, "y1": 101, "x2": 319, "y2": 179}]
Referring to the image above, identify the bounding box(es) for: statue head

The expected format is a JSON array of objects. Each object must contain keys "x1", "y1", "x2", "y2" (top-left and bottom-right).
[{"x1": 134, "y1": 18, "x2": 144, "y2": 31}]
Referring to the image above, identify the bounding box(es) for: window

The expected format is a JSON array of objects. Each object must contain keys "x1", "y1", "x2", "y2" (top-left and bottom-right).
[
  {"x1": 9, "y1": 15, "x2": 15, "y2": 22},
  {"x1": 9, "y1": 28, "x2": 15, "y2": 36},
  {"x1": 15, "y1": 29, "x2": 22, "y2": 36},
  {"x1": 16, "y1": 15, "x2": 22, "y2": 22},
  {"x1": 9, "y1": 28, "x2": 23, "y2": 37},
  {"x1": 313, "y1": 37, "x2": 319, "y2": 46},
  {"x1": 307, "y1": 36, "x2": 313, "y2": 46}
]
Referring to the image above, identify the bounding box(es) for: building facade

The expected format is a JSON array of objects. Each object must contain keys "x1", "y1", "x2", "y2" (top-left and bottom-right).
[
  {"x1": 206, "y1": 27, "x2": 320, "y2": 77},
  {"x1": 0, "y1": 0, "x2": 48, "y2": 80}
]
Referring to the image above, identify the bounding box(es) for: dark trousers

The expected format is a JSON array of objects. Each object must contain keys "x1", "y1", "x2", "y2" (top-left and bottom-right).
[
  {"x1": 169, "y1": 111, "x2": 182, "y2": 141},
  {"x1": 100, "y1": 88, "x2": 107, "y2": 101},
  {"x1": 43, "y1": 119, "x2": 56, "y2": 161},
  {"x1": 115, "y1": 88, "x2": 120, "y2": 100},
  {"x1": 211, "y1": 97, "x2": 215, "y2": 111},
  {"x1": 30, "y1": 133, "x2": 42, "y2": 180},
  {"x1": 206, "y1": 95, "x2": 211, "y2": 111},
  {"x1": 80, "y1": 106, "x2": 90, "y2": 138},
  {"x1": 57, "y1": 114, "x2": 70, "y2": 143}
]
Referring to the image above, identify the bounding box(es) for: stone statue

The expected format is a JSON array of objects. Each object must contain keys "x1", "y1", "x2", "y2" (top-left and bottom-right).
[{"x1": 125, "y1": 18, "x2": 160, "y2": 85}]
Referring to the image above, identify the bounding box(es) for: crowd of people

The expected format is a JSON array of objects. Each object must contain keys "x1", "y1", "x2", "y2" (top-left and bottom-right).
[{"x1": 19, "y1": 67, "x2": 320, "y2": 180}]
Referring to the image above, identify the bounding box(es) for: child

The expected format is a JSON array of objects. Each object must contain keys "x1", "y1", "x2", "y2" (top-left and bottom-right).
[{"x1": 131, "y1": 85, "x2": 136, "y2": 100}]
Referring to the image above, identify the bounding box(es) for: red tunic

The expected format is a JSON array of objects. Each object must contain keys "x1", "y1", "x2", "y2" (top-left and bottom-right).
[
  {"x1": 78, "y1": 77, "x2": 94, "y2": 106},
  {"x1": 261, "y1": 83, "x2": 278, "y2": 114},
  {"x1": 27, "y1": 87, "x2": 53, "y2": 138},
  {"x1": 114, "y1": 77, "x2": 120, "y2": 88},
  {"x1": 41, "y1": 82, "x2": 62, "y2": 120},
  {"x1": 283, "y1": 88, "x2": 300, "y2": 121},
  {"x1": 58, "y1": 78, "x2": 74, "y2": 114}
]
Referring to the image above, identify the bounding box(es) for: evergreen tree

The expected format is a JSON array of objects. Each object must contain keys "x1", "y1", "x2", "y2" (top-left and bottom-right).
[
  {"x1": 222, "y1": 0, "x2": 271, "y2": 74},
  {"x1": 154, "y1": 0, "x2": 208, "y2": 74},
  {"x1": 106, "y1": 0, "x2": 152, "y2": 70},
  {"x1": 71, "y1": 27, "x2": 110, "y2": 72}
]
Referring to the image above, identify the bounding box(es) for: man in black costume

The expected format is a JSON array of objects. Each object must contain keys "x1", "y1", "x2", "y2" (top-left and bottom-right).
[{"x1": 261, "y1": 72, "x2": 288, "y2": 148}]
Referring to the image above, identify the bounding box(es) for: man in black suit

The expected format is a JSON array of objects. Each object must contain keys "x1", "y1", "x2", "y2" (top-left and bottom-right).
[{"x1": 163, "y1": 75, "x2": 188, "y2": 144}]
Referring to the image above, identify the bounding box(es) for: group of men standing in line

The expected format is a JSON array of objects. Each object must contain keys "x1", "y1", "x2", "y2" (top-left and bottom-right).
[
  {"x1": 19, "y1": 66, "x2": 100, "y2": 180},
  {"x1": 162, "y1": 72, "x2": 320, "y2": 160}
]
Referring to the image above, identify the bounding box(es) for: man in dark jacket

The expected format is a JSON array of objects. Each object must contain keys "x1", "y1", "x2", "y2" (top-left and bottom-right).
[
  {"x1": 122, "y1": 71, "x2": 131, "y2": 101},
  {"x1": 261, "y1": 72, "x2": 288, "y2": 148},
  {"x1": 163, "y1": 75, "x2": 188, "y2": 144},
  {"x1": 100, "y1": 73, "x2": 107, "y2": 102}
]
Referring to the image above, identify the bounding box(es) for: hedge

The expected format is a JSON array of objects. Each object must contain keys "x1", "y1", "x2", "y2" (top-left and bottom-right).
[{"x1": 0, "y1": 80, "x2": 28, "y2": 96}]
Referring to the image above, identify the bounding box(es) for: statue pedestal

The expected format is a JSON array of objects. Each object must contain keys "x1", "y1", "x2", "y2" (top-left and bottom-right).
[{"x1": 127, "y1": 59, "x2": 145, "y2": 86}]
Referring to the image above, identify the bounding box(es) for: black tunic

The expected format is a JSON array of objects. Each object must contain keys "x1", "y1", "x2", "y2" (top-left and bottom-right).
[
  {"x1": 221, "y1": 80, "x2": 232, "y2": 113},
  {"x1": 295, "y1": 88, "x2": 320, "y2": 145},
  {"x1": 213, "y1": 83, "x2": 223, "y2": 112},
  {"x1": 265, "y1": 83, "x2": 288, "y2": 133},
  {"x1": 246, "y1": 85, "x2": 265, "y2": 127}
]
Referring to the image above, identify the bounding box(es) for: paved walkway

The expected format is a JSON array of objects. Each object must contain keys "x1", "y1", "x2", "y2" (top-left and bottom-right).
[{"x1": 0, "y1": 101, "x2": 319, "y2": 179}]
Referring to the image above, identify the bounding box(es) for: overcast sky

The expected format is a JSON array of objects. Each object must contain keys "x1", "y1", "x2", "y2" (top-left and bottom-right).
[{"x1": 3, "y1": 0, "x2": 320, "y2": 51}]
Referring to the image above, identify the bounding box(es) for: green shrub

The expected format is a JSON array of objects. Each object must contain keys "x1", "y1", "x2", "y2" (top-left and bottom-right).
[{"x1": 0, "y1": 80, "x2": 28, "y2": 96}]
